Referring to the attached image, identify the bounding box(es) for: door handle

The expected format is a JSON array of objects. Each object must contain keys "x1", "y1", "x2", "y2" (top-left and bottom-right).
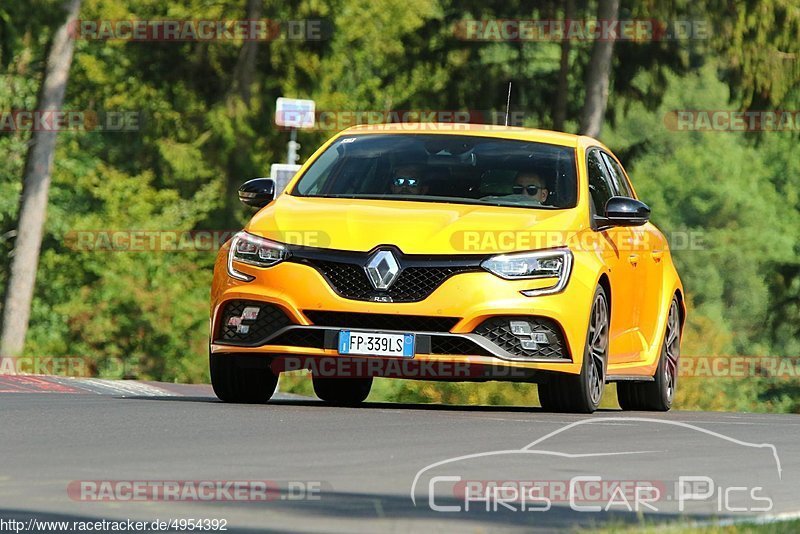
[
  {"x1": 651, "y1": 250, "x2": 664, "y2": 262},
  {"x1": 628, "y1": 254, "x2": 639, "y2": 265}
]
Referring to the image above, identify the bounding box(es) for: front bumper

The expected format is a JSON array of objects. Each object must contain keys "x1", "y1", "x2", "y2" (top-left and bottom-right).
[{"x1": 210, "y1": 252, "x2": 596, "y2": 377}]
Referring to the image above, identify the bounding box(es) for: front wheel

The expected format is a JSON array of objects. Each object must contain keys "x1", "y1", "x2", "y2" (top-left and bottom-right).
[
  {"x1": 210, "y1": 353, "x2": 279, "y2": 403},
  {"x1": 312, "y1": 375, "x2": 373, "y2": 406},
  {"x1": 539, "y1": 285, "x2": 609, "y2": 413},
  {"x1": 617, "y1": 297, "x2": 681, "y2": 411}
]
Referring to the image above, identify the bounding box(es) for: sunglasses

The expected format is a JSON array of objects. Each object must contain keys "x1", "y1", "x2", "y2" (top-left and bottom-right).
[
  {"x1": 512, "y1": 184, "x2": 544, "y2": 196},
  {"x1": 393, "y1": 177, "x2": 419, "y2": 187}
]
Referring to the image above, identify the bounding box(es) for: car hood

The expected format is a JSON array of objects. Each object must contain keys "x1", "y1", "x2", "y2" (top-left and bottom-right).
[{"x1": 245, "y1": 195, "x2": 586, "y2": 255}]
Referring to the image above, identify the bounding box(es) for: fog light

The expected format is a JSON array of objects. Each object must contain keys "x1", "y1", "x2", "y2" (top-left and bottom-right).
[
  {"x1": 510, "y1": 321, "x2": 552, "y2": 353},
  {"x1": 242, "y1": 306, "x2": 260, "y2": 320},
  {"x1": 531, "y1": 332, "x2": 549, "y2": 344},
  {"x1": 510, "y1": 321, "x2": 532, "y2": 335}
]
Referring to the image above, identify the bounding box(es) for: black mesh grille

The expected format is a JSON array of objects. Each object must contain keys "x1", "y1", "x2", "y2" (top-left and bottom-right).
[
  {"x1": 304, "y1": 311, "x2": 459, "y2": 332},
  {"x1": 308, "y1": 260, "x2": 371, "y2": 299},
  {"x1": 304, "y1": 259, "x2": 476, "y2": 303},
  {"x1": 390, "y1": 267, "x2": 476, "y2": 302},
  {"x1": 429, "y1": 336, "x2": 493, "y2": 356},
  {"x1": 217, "y1": 300, "x2": 293, "y2": 345},
  {"x1": 473, "y1": 316, "x2": 569, "y2": 359},
  {"x1": 269, "y1": 329, "x2": 325, "y2": 349}
]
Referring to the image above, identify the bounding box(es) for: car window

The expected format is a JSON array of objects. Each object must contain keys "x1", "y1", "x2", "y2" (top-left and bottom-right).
[
  {"x1": 586, "y1": 150, "x2": 614, "y2": 216},
  {"x1": 291, "y1": 134, "x2": 578, "y2": 210},
  {"x1": 601, "y1": 152, "x2": 634, "y2": 198}
]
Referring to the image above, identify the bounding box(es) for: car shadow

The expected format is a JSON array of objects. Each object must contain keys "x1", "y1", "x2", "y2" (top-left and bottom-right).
[
  {"x1": 120, "y1": 394, "x2": 622, "y2": 414},
  {"x1": 127, "y1": 488, "x2": 730, "y2": 531}
]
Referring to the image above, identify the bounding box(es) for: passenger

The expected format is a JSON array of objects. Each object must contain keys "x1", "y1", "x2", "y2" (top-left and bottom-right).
[
  {"x1": 511, "y1": 172, "x2": 549, "y2": 205},
  {"x1": 390, "y1": 165, "x2": 429, "y2": 195}
]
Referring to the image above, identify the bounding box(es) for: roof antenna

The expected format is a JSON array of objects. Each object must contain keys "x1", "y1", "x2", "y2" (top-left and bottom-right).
[{"x1": 504, "y1": 81, "x2": 512, "y2": 126}]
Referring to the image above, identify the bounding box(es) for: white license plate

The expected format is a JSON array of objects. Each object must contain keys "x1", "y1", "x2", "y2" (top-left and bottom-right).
[{"x1": 338, "y1": 330, "x2": 415, "y2": 358}]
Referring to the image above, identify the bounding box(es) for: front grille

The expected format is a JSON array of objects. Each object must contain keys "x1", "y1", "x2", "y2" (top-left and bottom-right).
[
  {"x1": 473, "y1": 316, "x2": 569, "y2": 359},
  {"x1": 268, "y1": 328, "x2": 326, "y2": 348},
  {"x1": 304, "y1": 311, "x2": 460, "y2": 332},
  {"x1": 307, "y1": 260, "x2": 371, "y2": 299},
  {"x1": 304, "y1": 259, "x2": 476, "y2": 303},
  {"x1": 389, "y1": 266, "x2": 476, "y2": 302},
  {"x1": 217, "y1": 300, "x2": 293, "y2": 345},
  {"x1": 430, "y1": 336, "x2": 493, "y2": 356}
]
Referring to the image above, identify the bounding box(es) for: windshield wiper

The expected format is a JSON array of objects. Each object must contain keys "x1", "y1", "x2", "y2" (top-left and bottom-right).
[{"x1": 303, "y1": 193, "x2": 560, "y2": 209}]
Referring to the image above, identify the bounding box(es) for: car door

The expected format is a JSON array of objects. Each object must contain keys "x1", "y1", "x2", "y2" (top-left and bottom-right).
[
  {"x1": 587, "y1": 149, "x2": 642, "y2": 364},
  {"x1": 601, "y1": 151, "x2": 665, "y2": 354}
]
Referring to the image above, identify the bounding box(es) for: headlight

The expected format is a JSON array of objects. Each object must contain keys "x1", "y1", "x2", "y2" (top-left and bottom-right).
[
  {"x1": 481, "y1": 248, "x2": 573, "y2": 296},
  {"x1": 227, "y1": 231, "x2": 288, "y2": 281}
]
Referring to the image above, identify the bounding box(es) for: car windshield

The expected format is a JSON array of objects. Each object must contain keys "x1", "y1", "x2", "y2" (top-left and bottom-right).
[{"x1": 291, "y1": 134, "x2": 578, "y2": 209}]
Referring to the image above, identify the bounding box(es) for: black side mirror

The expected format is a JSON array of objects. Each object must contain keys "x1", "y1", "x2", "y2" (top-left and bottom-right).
[
  {"x1": 238, "y1": 178, "x2": 275, "y2": 208},
  {"x1": 604, "y1": 196, "x2": 650, "y2": 226}
]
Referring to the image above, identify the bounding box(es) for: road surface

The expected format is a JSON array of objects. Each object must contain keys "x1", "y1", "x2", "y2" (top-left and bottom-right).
[{"x1": 1, "y1": 375, "x2": 799, "y2": 533}]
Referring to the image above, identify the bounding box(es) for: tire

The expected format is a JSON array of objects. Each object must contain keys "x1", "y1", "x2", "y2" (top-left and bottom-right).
[
  {"x1": 312, "y1": 375, "x2": 373, "y2": 406},
  {"x1": 210, "y1": 353, "x2": 279, "y2": 403},
  {"x1": 539, "y1": 285, "x2": 609, "y2": 413},
  {"x1": 617, "y1": 297, "x2": 681, "y2": 411}
]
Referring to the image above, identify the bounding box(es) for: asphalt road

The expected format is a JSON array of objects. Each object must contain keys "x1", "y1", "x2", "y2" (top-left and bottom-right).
[{"x1": 1, "y1": 375, "x2": 799, "y2": 533}]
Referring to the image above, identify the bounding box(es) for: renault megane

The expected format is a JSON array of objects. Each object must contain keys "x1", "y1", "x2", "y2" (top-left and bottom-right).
[{"x1": 209, "y1": 123, "x2": 685, "y2": 413}]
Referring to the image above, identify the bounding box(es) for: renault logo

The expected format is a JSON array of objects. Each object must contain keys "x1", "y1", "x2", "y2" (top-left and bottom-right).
[{"x1": 365, "y1": 250, "x2": 400, "y2": 290}]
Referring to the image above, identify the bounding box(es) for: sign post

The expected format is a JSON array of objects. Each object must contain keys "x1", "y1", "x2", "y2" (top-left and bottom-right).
[{"x1": 275, "y1": 97, "x2": 315, "y2": 165}]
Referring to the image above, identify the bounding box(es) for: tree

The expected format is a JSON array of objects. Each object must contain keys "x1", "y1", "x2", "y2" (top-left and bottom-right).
[
  {"x1": 552, "y1": 0, "x2": 575, "y2": 131},
  {"x1": 0, "y1": 0, "x2": 81, "y2": 358},
  {"x1": 579, "y1": 0, "x2": 619, "y2": 137},
  {"x1": 709, "y1": 0, "x2": 800, "y2": 111},
  {"x1": 222, "y1": 0, "x2": 264, "y2": 230}
]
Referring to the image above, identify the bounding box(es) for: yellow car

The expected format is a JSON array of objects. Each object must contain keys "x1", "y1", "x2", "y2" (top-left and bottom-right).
[{"x1": 209, "y1": 123, "x2": 685, "y2": 413}]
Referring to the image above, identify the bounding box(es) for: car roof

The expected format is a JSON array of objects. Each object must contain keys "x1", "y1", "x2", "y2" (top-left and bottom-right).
[{"x1": 340, "y1": 122, "x2": 596, "y2": 149}]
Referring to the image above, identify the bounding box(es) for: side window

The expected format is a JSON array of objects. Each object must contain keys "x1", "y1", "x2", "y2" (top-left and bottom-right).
[
  {"x1": 601, "y1": 152, "x2": 634, "y2": 198},
  {"x1": 586, "y1": 150, "x2": 614, "y2": 216}
]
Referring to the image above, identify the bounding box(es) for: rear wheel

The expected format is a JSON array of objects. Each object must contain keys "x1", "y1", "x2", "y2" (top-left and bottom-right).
[
  {"x1": 210, "y1": 353, "x2": 279, "y2": 403},
  {"x1": 312, "y1": 375, "x2": 373, "y2": 405},
  {"x1": 617, "y1": 297, "x2": 681, "y2": 411},
  {"x1": 539, "y1": 285, "x2": 609, "y2": 413}
]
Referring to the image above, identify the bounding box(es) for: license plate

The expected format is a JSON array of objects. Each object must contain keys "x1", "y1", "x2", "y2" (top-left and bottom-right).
[{"x1": 338, "y1": 330, "x2": 415, "y2": 358}]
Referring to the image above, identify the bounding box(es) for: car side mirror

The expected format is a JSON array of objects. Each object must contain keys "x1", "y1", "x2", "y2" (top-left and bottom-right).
[
  {"x1": 238, "y1": 178, "x2": 275, "y2": 208},
  {"x1": 604, "y1": 196, "x2": 650, "y2": 226}
]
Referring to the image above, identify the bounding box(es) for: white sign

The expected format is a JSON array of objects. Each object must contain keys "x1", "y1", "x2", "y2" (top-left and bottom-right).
[
  {"x1": 270, "y1": 163, "x2": 301, "y2": 194},
  {"x1": 275, "y1": 97, "x2": 315, "y2": 129}
]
